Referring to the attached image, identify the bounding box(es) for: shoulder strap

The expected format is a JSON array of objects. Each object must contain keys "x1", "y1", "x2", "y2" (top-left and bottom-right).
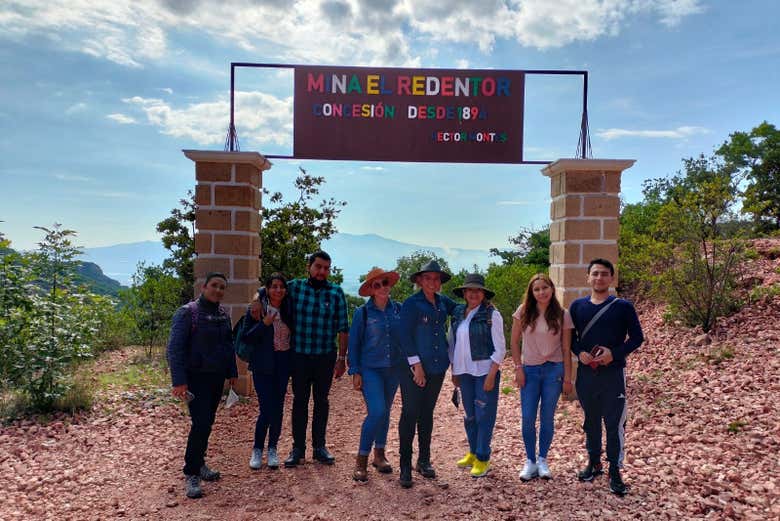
[
  {"x1": 187, "y1": 301, "x2": 199, "y2": 334},
  {"x1": 580, "y1": 298, "x2": 620, "y2": 340}
]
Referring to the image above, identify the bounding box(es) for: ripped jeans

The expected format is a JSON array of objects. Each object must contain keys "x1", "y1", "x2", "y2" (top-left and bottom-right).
[{"x1": 458, "y1": 372, "x2": 500, "y2": 462}]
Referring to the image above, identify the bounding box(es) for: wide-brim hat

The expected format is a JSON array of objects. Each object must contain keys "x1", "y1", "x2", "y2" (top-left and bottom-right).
[
  {"x1": 453, "y1": 273, "x2": 495, "y2": 300},
  {"x1": 358, "y1": 267, "x2": 401, "y2": 297},
  {"x1": 409, "y1": 260, "x2": 452, "y2": 284}
]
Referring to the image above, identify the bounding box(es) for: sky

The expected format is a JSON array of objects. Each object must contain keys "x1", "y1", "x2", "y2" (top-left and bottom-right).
[{"x1": 1, "y1": 0, "x2": 779, "y2": 253}]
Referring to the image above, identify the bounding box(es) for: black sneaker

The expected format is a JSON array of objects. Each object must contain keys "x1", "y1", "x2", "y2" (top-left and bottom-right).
[
  {"x1": 313, "y1": 447, "x2": 336, "y2": 465},
  {"x1": 609, "y1": 468, "x2": 627, "y2": 496},
  {"x1": 284, "y1": 447, "x2": 304, "y2": 468},
  {"x1": 415, "y1": 460, "x2": 436, "y2": 479},
  {"x1": 199, "y1": 464, "x2": 220, "y2": 482},
  {"x1": 577, "y1": 461, "x2": 603, "y2": 482},
  {"x1": 185, "y1": 475, "x2": 203, "y2": 499},
  {"x1": 399, "y1": 464, "x2": 413, "y2": 489}
]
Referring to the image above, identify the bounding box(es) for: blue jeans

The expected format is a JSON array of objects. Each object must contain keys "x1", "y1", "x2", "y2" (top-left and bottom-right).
[
  {"x1": 358, "y1": 366, "x2": 399, "y2": 456},
  {"x1": 520, "y1": 361, "x2": 563, "y2": 462},
  {"x1": 459, "y1": 372, "x2": 500, "y2": 462},
  {"x1": 252, "y1": 350, "x2": 291, "y2": 450}
]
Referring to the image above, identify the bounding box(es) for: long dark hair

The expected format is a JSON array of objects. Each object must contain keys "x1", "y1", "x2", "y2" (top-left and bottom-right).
[
  {"x1": 519, "y1": 273, "x2": 564, "y2": 335},
  {"x1": 258, "y1": 272, "x2": 293, "y2": 331}
]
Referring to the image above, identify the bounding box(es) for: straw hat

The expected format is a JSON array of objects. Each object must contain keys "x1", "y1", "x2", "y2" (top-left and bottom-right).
[{"x1": 358, "y1": 267, "x2": 400, "y2": 297}]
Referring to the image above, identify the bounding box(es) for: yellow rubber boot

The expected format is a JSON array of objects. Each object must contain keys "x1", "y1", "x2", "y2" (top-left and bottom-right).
[
  {"x1": 470, "y1": 459, "x2": 490, "y2": 477},
  {"x1": 457, "y1": 452, "x2": 477, "y2": 468}
]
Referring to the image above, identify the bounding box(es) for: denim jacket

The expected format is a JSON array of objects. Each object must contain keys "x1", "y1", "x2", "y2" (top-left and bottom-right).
[
  {"x1": 400, "y1": 291, "x2": 457, "y2": 375},
  {"x1": 347, "y1": 298, "x2": 403, "y2": 375},
  {"x1": 166, "y1": 296, "x2": 239, "y2": 387},
  {"x1": 450, "y1": 303, "x2": 495, "y2": 361}
]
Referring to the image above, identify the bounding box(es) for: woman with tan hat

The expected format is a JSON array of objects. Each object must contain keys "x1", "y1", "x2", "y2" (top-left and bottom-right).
[
  {"x1": 348, "y1": 267, "x2": 404, "y2": 481},
  {"x1": 448, "y1": 273, "x2": 506, "y2": 478}
]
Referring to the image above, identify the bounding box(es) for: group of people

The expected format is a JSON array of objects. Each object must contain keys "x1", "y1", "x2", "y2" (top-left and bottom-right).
[{"x1": 167, "y1": 252, "x2": 644, "y2": 500}]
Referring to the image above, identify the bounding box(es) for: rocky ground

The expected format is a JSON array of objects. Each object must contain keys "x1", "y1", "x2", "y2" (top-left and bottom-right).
[{"x1": 1, "y1": 241, "x2": 779, "y2": 520}]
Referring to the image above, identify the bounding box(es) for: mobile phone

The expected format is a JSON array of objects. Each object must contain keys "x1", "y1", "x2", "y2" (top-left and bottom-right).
[{"x1": 184, "y1": 390, "x2": 195, "y2": 403}]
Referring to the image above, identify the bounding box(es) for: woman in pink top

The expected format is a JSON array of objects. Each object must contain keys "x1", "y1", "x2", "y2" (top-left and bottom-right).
[{"x1": 510, "y1": 274, "x2": 573, "y2": 481}]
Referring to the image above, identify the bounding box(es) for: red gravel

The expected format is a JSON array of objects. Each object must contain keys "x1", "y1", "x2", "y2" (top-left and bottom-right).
[{"x1": 2, "y1": 243, "x2": 779, "y2": 520}]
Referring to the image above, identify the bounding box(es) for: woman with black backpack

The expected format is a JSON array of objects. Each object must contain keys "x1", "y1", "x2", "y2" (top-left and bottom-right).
[
  {"x1": 347, "y1": 267, "x2": 404, "y2": 482},
  {"x1": 241, "y1": 272, "x2": 295, "y2": 470}
]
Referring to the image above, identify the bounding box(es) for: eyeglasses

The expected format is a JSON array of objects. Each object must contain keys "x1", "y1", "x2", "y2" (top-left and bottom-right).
[{"x1": 371, "y1": 278, "x2": 390, "y2": 290}]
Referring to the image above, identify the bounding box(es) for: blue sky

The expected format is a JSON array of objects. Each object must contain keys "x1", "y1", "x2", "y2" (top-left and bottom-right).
[{"x1": 2, "y1": 0, "x2": 779, "y2": 252}]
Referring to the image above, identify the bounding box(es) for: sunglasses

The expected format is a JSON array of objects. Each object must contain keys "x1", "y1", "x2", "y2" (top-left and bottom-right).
[{"x1": 371, "y1": 278, "x2": 390, "y2": 290}]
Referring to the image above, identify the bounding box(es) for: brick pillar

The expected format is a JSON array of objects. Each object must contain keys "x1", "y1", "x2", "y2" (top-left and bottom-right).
[
  {"x1": 542, "y1": 159, "x2": 635, "y2": 308},
  {"x1": 184, "y1": 150, "x2": 271, "y2": 395}
]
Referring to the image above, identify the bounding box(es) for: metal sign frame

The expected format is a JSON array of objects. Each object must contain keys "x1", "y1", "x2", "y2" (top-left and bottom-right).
[{"x1": 225, "y1": 62, "x2": 590, "y2": 165}]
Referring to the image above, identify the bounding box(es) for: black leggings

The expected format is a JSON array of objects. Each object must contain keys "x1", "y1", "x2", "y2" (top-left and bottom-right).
[{"x1": 398, "y1": 369, "x2": 445, "y2": 464}]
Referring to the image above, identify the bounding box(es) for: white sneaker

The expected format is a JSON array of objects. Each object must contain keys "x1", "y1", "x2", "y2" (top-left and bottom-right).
[
  {"x1": 249, "y1": 448, "x2": 263, "y2": 470},
  {"x1": 519, "y1": 459, "x2": 538, "y2": 481},
  {"x1": 537, "y1": 457, "x2": 552, "y2": 479}
]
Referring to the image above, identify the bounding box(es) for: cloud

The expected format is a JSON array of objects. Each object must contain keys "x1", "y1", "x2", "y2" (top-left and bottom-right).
[
  {"x1": 360, "y1": 166, "x2": 386, "y2": 171},
  {"x1": 496, "y1": 200, "x2": 540, "y2": 206},
  {"x1": 54, "y1": 173, "x2": 92, "y2": 182},
  {"x1": 106, "y1": 113, "x2": 137, "y2": 124},
  {"x1": 596, "y1": 126, "x2": 710, "y2": 140},
  {"x1": 122, "y1": 90, "x2": 293, "y2": 146},
  {"x1": 65, "y1": 102, "x2": 87, "y2": 115},
  {"x1": 158, "y1": 87, "x2": 173, "y2": 94},
  {"x1": 0, "y1": 0, "x2": 704, "y2": 68}
]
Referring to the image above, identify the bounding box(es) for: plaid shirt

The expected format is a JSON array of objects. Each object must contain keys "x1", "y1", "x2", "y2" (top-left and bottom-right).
[{"x1": 287, "y1": 278, "x2": 349, "y2": 355}]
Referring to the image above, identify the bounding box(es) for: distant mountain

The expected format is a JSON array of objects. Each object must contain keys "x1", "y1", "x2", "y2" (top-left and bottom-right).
[
  {"x1": 323, "y1": 233, "x2": 494, "y2": 295},
  {"x1": 80, "y1": 241, "x2": 168, "y2": 286},
  {"x1": 79, "y1": 234, "x2": 495, "y2": 295},
  {"x1": 74, "y1": 262, "x2": 124, "y2": 297}
]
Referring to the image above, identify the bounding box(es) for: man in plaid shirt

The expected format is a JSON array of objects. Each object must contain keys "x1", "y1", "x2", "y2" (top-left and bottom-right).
[{"x1": 284, "y1": 250, "x2": 349, "y2": 467}]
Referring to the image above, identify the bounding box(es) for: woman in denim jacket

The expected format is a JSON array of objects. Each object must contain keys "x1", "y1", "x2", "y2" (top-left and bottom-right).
[
  {"x1": 448, "y1": 274, "x2": 506, "y2": 478},
  {"x1": 167, "y1": 272, "x2": 238, "y2": 499},
  {"x1": 398, "y1": 260, "x2": 457, "y2": 488},
  {"x1": 242, "y1": 273, "x2": 295, "y2": 470},
  {"x1": 348, "y1": 268, "x2": 403, "y2": 481}
]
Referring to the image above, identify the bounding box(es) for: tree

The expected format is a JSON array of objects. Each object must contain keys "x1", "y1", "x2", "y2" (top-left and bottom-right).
[
  {"x1": 649, "y1": 156, "x2": 744, "y2": 331},
  {"x1": 156, "y1": 190, "x2": 196, "y2": 304},
  {"x1": 389, "y1": 250, "x2": 467, "y2": 302},
  {"x1": 717, "y1": 121, "x2": 780, "y2": 232},
  {"x1": 484, "y1": 261, "x2": 541, "y2": 339},
  {"x1": 261, "y1": 167, "x2": 346, "y2": 279},
  {"x1": 120, "y1": 263, "x2": 182, "y2": 357},
  {"x1": 490, "y1": 227, "x2": 550, "y2": 267}
]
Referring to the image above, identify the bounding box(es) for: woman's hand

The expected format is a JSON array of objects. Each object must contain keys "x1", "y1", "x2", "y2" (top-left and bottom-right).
[
  {"x1": 352, "y1": 374, "x2": 362, "y2": 391},
  {"x1": 250, "y1": 300, "x2": 262, "y2": 322},
  {"x1": 562, "y1": 381, "x2": 573, "y2": 395},
  {"x1": 514, "y1": 366, "x2": 525, "y2": 389},
  {"x1": 451, "y1": 374, "x2": 460, "y2": 387},
  {"x1": 262, "y1": 308, "x2": 276, "y2": 326},
  {"x1": 412, "y1": 363, "x2": 426, "y2": 388},
  {"x1": 483, "y1": 373, "x2": 496, "y2": 392}
]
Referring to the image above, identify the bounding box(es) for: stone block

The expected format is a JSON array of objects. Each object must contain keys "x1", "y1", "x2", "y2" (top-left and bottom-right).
[
  {"x1": 196, "y1": 162, "x2": 231, "y2": 182},
  {"x1": 550, "y1": 173, "x2": 563, "y2": 197},
  {"x1": 550, "y1": 242, "x2": 581, "y2": 265},
  {"x1": 602, "y1": 219, "x2": 619, "y2": 240},
  {"x1": 583, "y1": 196, "x2": 620, "y2": 217},
  {"x1": 195, "y1": 184, "x2": 211, "y2": 206},
  {"x1": 558, "y1": 219, "x2": 601, "y2": 241},
  {"x1": 604, "y1": 172, "x2": 622, "y2": 193},
  {"x1": 563, "y1": 171, "x2": 603, "y2": 193},
  {"x1": 233, "y1": 258, "x2": 260, "y2": 280},
  {"x1": 235, "y1": 164, "x2": 261, "y2": 187},
  {"x1": 196, "y1": 209, "x2": 231, "y2": 231},
  {"x1": 234, "y1": 210, "x2": 260, "y2": 232},
  {"x1": 215, "y1": 185, "x2": 255, "y2": 207},
  {"x1": 194, "y1": 257, "x2": 230, "y2": 279},
  {"x1": 552, "y1": 196, "x2": 582, "y2": 219},
  {"x1": 223, "y1": 281, "x2": 257, "y2": 304},
  {"x1": 214, "y1": 234, "x2": 252, "y2": 255},
  {"x1": 194, "y1": 232, "x2": 212, "y2": 254},
  {"x1": 582, "y1": 243, "x2": 618, "y2": 264},
  {"x1": 558, "y1": 265, "x2": 589, "y2": 287}
]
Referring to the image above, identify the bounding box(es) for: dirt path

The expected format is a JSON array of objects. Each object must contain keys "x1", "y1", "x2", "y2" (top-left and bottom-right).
[{"x1": 2, "y1": 293, "x2": 779, "y2": 520}]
